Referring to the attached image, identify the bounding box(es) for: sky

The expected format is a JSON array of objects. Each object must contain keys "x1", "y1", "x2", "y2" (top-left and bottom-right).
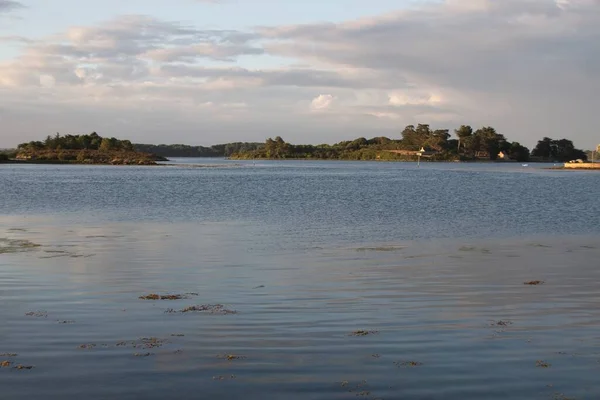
[{"x1": 0, "y1": 0, "x2": 598, "y2": 148}]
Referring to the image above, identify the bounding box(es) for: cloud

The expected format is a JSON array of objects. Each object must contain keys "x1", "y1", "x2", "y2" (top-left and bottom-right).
[
  {"x1": 39, "y1": 75, "x2": 56, "y2": 88},
  {"x1": 389, "y1": 93, "x2": 443, "y2": 106},
  {"x1": 144, "y1": 43, "x2": 263, "y2": 63},
  {"x1": 0, "y1": 15, "x2": 262, "y2": 88},
  {"x1": 0, "y1": 35, "x2": 33, "y2": 43},
  {"x1": 0, "y1": 0, "x2": 23, "y2": 12},
  {"x1": 258, "y1": 0, "x2": 600, "y2": 146},
  {"x1": 367, "y1": 112, "x2": 401, "y2": 120},
  {"x1": 310, "y1": 94, "x2": 335, "y2": 111},
  {"x1": 0, "y1": 0, "x2": 599, "y2": 148}
]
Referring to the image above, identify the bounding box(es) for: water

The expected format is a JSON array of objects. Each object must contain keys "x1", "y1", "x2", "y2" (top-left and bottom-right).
[{"x1": 1, "y1": 160, "x2": 599, "y2": 399}]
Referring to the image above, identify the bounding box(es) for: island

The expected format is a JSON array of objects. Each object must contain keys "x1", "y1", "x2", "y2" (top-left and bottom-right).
[
  {"x1": 1, "y1": 125, "x2": 592, "y2": 166},
  {"x1": 7, "y1": 133, "x2": 167, "y2": 165},
  {"x1": 134, "y1": 142, "x2": 263, "y2": 158},
  {"x1": 228, "y1": 124, "x2": 589, "y2": 163}
]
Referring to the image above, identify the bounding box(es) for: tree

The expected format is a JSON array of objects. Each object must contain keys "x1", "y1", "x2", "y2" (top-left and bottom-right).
[
  {"x1": 77, "y1": 151, "x2": 89, "y2": 163},
  {"x1": 367, "y1": 137, "x2": 392, "y2": 146},
  {"x1": 265, "y1": 138, "x2": 276, "y2": 158},
  {"x1": 275, "y1": 136, "x2": 290, "y2": 158},
  {"x1": 532, "y1": 137, "x2": 587, "y2": 162},
  {"x1": 428, "y1": 129, "x2": 450, "y2": 151},
  {"x1": 473, "y1": 127, "x2": 504, "y2": 160},
  {"x1": 415, "y1": 124, "x2": 431, "y2": 143},
  {"x1": 400, "y1": 125, "x2": 418, "y2": 147},
  {"x1": 78, "y1": 135, "x2": 91, "y2": 149},
  {"x1": 401, "y1": 124, "x2": 431, "y2": 149},
  {"x1": 99, "y1": 138, "x2": 113, "y2": 152},
  {"x1": 263, "y1": 137, "x2": 290, "y2": 158},
  {"x1": 455, "y1": 125, "x2": 473, "y2": 154},
  {"x1": 531, "y1": 137, "x2": 553, "y2": 159},
  {"x1": 346, "y1": 137, "x2": 368, "y2": 151},
  {"x1": 90, "y1": 132, "x2": 102, "y2": 150},
  {"x1": 509, "y1": 142, "x2": 530, "y2": 162},
  {"x1": 120, "y1": 140, "x2": 135, "y2": 152},
  {"x1": 455, "y1": 125, "x2": 473, "y2": 140}
]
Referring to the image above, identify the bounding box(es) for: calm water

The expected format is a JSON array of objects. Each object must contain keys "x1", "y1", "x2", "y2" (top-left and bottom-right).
[{"x1": 1, "y1": 160, "x2": 599, "y2": 399}]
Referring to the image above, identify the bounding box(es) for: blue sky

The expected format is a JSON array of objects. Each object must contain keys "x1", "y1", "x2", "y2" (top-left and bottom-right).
[
  {"x1": 2, "y1": 0, "x2": 419, "y2": 38},
  {"x1": 1, "y1": 0, "x2": 598, "y2": 148}
]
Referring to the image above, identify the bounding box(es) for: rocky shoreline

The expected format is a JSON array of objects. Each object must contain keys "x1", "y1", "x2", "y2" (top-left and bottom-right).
[
  {"x1": 562, "y1": 162, "x2": 600, "y2": 170},
  {"x1": 9, "y1": 150, "x2": 168, "y2": 165}
]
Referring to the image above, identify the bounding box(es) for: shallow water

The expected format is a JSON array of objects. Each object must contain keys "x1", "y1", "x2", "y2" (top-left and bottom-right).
[{"x1": 1, "y1": 161, "x2": 599, "y2": 399}]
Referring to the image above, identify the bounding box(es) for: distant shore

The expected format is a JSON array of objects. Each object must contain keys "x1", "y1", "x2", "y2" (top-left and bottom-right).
[{"x1": 1, "y1": 159, "x2": 163, "y2": 166}]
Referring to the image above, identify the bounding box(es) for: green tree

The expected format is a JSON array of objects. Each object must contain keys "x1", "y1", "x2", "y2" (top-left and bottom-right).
[
  {"x1": 120, "y1": 140, "x2": 135, "y2": 152},
  {"x1": 415, "y1": 124, "x2": 431, "y2": 144},
  {"x1": 401, "y1": 124, "x2": 431, "y2": 149},
  {"x1": 532, "y1": 137, "x2": 587, "y2": 162},
  {"x1": 455, "y1": 125, "x2": 473, "y2": 153},
  {"x1": 99, "y1": 138, "x2": 113, "y2": 152},
  {"x1": 428, "y1": 129, "x2": 450, "y2": 151},
  {"x1": 90, "y1": 132, "x2": 102, "y2": 150},
  {"x1": 473, "y1": 127, "x2": 503, "y2": 160},
  {"x1": 76, "y1": 151, "x2": 88, "y2": 163},
  {"x1": 509, "y1": 142, "x2": 530, "y2": 162},
  {"x1": 400, "y1": 125, "x2": 418, "y2": 147},
  {"x1": 531, "y1": 137, "x2": 553, "y2": 159},
  {"x1": 346, "y1": 137, "x2": 368, "y2": 151},
  {"x1": 264, "y1": 138, "x2": 275, "y2": 158}
]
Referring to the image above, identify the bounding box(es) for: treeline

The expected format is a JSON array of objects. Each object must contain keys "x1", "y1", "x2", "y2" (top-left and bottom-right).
[
  {"x1": 0, "y1": 148, "x2": 16, "y2": 161},
  {"x1": 233, "y1": 136, "x2": 413, "y2": 161},
  {"x1": 14, "y1": 132, "x2": 166, "y2": 164},
  {"x1": 454, "y1": 125, "x2": 586, "y2": 162},
  {"x1": 230, "y1": 124, "x2": 589, "y2": 162},
  {"x1": 18, "y1": 132, "x2": 135, "y2": 152},
  {"x1": 531, "y1": 137, "x2": 588, "y2": 162},
  {"x1": 134, "y1": 142, "x2": 263, "y2": 158},
  {"x1": 6, "y1": 126, "x2": 589, "y2": 164}
]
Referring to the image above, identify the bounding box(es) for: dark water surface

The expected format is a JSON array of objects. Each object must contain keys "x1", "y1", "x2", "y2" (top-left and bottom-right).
[{"x1": 1, "y1": 160, "x2": 599, "y2": 399}]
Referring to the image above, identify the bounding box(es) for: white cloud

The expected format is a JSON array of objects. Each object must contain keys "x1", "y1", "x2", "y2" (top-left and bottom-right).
[
  {"x1": 39, "y1": 74, "x2": 56, "y2": 88},
  {"x1": 389, "y1": 93, "x2": 443, "y2": 106},
  {"x1": 367, "y1": 112, "x2": 401, "y2": 119},
  {"x1": 444, "y1": 0, "x2": 491, "y2": 12},
  {"x1": 310, "y1": 94, "x2": 335, "y2": 111}
]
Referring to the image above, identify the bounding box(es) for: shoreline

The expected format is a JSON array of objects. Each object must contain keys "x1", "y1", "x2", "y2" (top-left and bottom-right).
[
  {"x1": 1, "y1": 159, "x2": 162, "y2": 166},
  {"x1": 228, "y1": 157, "x2": 540, "y2": 163},
  {"x1": 5, "y1": 158, "x2": 597, "y2": 169}
]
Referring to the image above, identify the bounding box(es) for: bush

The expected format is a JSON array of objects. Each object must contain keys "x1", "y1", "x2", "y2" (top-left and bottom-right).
[
  {"x1": 77, "y1": 151, "x2": 89, "y2": 163},
  {"x1": 0, "y1": 150, "x2": 16, "y2": 161}
]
